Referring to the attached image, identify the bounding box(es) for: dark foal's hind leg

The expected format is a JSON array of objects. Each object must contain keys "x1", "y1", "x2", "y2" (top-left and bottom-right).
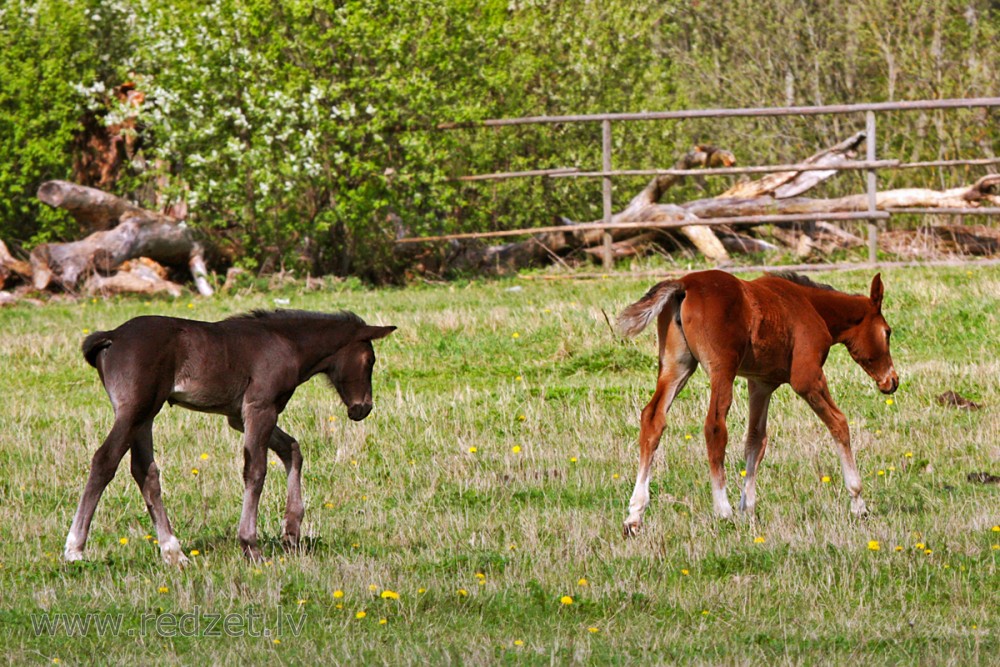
[
  {"x1": 129, "y1": 421, "x2": 187, "y2": 565},
  {"x1": 266, "y1": 427, "x2": 305, "y2": 550},
  {"x1": 65, "y1": 408, "x2": 152, "y2": 561}
]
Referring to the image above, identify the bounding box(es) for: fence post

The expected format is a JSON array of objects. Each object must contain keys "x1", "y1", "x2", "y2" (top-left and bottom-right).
[
  {"x1": 601, "y1": 119, "x2": 613, "y2": 269},
  {"x1": 866, "y1": 111, "x2": 878, "y2": 264}
]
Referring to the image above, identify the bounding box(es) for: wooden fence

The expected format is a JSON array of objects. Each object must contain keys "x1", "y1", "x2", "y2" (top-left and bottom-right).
[{"x1": 398, "y1": 97, "x2": 1000, "y2": 270}]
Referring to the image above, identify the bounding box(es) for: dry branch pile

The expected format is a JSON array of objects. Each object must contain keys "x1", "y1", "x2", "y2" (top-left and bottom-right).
[{"x1": 1, "y1": 181, "x2": 213, "y2": 303}]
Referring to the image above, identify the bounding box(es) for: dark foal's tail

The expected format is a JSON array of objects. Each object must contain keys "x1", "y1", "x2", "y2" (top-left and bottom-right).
[
  {"x1": 82, "y1": 330, "x2": 113, "y2": 368},
  {"x1": 617, "y1": 280, "x2": 685, "y2": 338}
]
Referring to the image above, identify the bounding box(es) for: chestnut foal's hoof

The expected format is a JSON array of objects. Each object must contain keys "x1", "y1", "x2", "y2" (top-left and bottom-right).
[{"x1": 622, "y1": 521, "x2": 643, "y2": 538}]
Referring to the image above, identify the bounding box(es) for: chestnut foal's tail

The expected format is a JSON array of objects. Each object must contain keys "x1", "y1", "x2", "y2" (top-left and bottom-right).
[
  {"x1": 82, "y1": 330, "x2": 114, "y2": 368},
  {"x1": 617, "y1": 280, "x2": 685, "y2": 338}
]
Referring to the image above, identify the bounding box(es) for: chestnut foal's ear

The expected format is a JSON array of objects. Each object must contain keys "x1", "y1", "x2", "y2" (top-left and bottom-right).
[
  {"x1": 869, "y1": 273, "x2": 884, "y2": 310},
  {"x1": 358, "y1": 325, "x2": 397, "y2": 341}
]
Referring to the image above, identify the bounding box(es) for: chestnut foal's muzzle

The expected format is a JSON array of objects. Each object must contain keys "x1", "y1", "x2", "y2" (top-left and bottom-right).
[
  {"x1": 878, "y1": 370, "x2": 899, "y2": 395},
  {"x1": 348, "y1": 402, "x2": 373, "y2": 421}
]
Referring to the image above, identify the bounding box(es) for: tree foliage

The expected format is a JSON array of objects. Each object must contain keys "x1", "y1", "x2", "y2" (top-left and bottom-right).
[{"x1": 0, "y1": 0, "x2": 998, "y2": 280}]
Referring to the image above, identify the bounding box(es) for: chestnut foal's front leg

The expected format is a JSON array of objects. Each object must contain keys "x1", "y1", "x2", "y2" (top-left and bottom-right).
[
  {"x1": 624, "y1": 322, "x2": 696, "y2": 536},
  {"x1": 793, "y1": 368, "x2": 868, "y2": 517},
  {"x1": 237, "y1": 404, "x2": 278, "y2": 561}
]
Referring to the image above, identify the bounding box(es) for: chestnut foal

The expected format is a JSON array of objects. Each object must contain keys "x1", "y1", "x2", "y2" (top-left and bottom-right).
[
  {"x1": 64, "y1": 310, "x2": 395, "y2": 563},
  {"x1": 618, "y1": 271, "x2": 898, "y2": 536}
]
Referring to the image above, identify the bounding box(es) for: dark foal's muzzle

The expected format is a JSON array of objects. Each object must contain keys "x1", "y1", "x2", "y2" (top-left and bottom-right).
[{"x1": 348, "y1": 402, "x2": 373, "y2": 421}]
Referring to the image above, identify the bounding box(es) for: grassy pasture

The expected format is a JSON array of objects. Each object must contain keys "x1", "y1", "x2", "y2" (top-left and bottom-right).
[{"x1": 0, "y1": 266, "x2": 997, "y2": 665}]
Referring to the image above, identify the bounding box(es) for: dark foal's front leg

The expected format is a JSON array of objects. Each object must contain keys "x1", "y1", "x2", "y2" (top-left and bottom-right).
[
  {"x1": 237, "y1": 405, "x2": 278, "y2": 561},
  {"x1": 267, "y1": 427, "x2": 304, "y2": 550},
  {"x1": 129, "y1": 420, "x2": 186, "y2": 565}
]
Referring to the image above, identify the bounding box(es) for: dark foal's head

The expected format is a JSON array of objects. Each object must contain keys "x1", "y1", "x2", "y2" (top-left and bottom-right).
[
  {"x1": 843, "y1": 274, "x2": 899, "y2": 395},
  {"x1": 328, "y1": 325, "x2": 396, "y2": 420}
]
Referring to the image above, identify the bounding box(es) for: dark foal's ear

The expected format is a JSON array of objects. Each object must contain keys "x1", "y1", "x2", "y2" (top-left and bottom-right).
[
  {"x1": 869, "y1": 273, "x2": 884, "y2": 311},
  {"x1": 358, "y1": 325, "x2": 397, "y2": 341}
]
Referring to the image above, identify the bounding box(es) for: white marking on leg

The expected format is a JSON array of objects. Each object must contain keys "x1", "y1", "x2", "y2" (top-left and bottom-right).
[
  {"x1": 625, "y1": 474, "x2": 651, "y2": 528},
  {"x1": 159, "y1": 535, "x2": 189, "y2": 566},
  {"x1": 64, "y1": 529, "x2": 85, "y2": 561},
  {"x1": 713, "y1": 484, "x2": 733, "y2": 519}
]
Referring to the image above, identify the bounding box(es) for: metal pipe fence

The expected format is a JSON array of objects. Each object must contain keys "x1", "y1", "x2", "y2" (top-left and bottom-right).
[{"x1": 405, "y1": 97, "x2": 1000, "y2": 269}]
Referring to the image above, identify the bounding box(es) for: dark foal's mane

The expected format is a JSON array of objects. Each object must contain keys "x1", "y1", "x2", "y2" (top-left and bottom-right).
[
  {"x1": 768, "y1": 271, "x2": 836, "y2": 292},
  {"x1": 227, "y1": 309, "x2": 367, "y2": 327}
]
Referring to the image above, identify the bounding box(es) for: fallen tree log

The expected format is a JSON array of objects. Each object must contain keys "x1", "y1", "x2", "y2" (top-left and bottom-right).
[{"x1": 32, "y1": 180, "x2": 214, "y2": 296}]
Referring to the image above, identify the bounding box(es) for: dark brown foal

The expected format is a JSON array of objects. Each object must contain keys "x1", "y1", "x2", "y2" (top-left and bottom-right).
[
  {"x1": 64, "y1": 310, "x2": 395, "y2": 564},
  {"x1": 618, "y1": 271, "x2": 898, "y2": 535}
]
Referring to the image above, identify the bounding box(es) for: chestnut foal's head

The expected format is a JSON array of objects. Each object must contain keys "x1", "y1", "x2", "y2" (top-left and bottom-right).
[
  {"x1": 844, "y1": 274, "x2": 899, "y2": 395},
  {"x1": 327, "y1": 325, "x2": 396, "y2": 421}
]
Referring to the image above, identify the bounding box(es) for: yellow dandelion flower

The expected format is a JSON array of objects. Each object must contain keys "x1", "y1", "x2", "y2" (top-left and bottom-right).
[
  {"x1": 684, "y1": 434, "x2": 693, "y2": 440},
  {"x1": 515, "y1": 375, "x2": 522, "y2": 381},
  {"x1": 905, "y1": 451, "x2": 913, "y2": 458},
  {"x1": 158, "y1": 586, "x2": 168, "y2": 594},
  {"x1": 560, "y1": 596, "x2": 573, "y2": 605},
  {"x1": 83, "y1": 328, "x2": 90, "y2": 334},
  {"x1": 578, "y1": 578, "x2": 589, "y2": 586},
  {"x1": 588, "y1": 627, "x2": 599, "y2": 634},
  {"x1": 924, "y1": 549, "x2": 933, "y2": 555},
  {"x1": 187, "y1": 303, "x2": 194, "y2": 309},
  {"x1": 119, "y1": 537, "x2": 129, "y2": 545},
  {"x1": 191, "y1": 468, "x2": 199, "y2": 476},
  {"x1": 297, "y1": 599, "x2": 307, "y2": 606},
  {"x1": 517, "y1": 414, "x2": 526, "y2": 421},
  {"x1": 868, "y1": 540, "x2": 880, "y2": 551},
  {"x1": 915, "y1": 542, "x2": 925, "y2": 550},
  {"x1": 380, "y1": 590, "x2": 400, "y2": 600},
  {"x1": 379, "y1": 618, "x2": 387, "y2": 625},
  {"x1": 878, "y1": 470, "x2": 886, "y2": 477},
  {"x1": 702, "y1": 610, "x2": 709, "y2": 616},
  {"x1": 335, "y1": 604, "x2": 343, "y2": 609},
  {"x1": 200, "y1": 453, "x2": 209, "y2": 461},
  {"x1": 152, "y1": 539, "x2": 159, "y2": 545},
  {"x1": 144, "y1": 534, "x2": 152, "y2": 541},
  {"x1": 512, "y1": 332, "x2": 520, "y2": 339},
  {"x1": 991, "y1": 544, "x2": 999, "y2": 551},
  {"x1": 272, "y1": 639, "x2": 280, "y2": 645},
  {"x1": 333, "y1": 590, "x2": 344, "y2": 599},
  {"x1": 992, "y1": 526, "x2": 1000, "y2": 532},
  {"x1": 894, "y1": 546, "x2": 904, "y2": 552},
  {"x1": 570, "y1": 457, "x2": 578, "y2": 463},
  {"x1": 475, "y1": 573, "x2": 486, "y2": 580},
  {"x1": 821, "y1": 476, "x2": 831, "y2": 483},
  {"x1": 355, "y1": 611, "x2": 366, "y2": 619},
  {"x1": 513, "y1": 640, "x2": 524, "y2": 646},
  {"x1": 351, "y1": 543, "x2": 359, "y2": 548},
  {"x1": 351, "y1": 460, "x2": 358, "y2": 466},
  {"x1": 457, "y1": 589, "x2": 468, "y2": 597},
  {"x1": 740, "y1": 469, "x2": 747, "y2": 478},
  {"x1": 189, "y1": 549, "x2": 199, "y2": 556},
  {"x1": 468, "y1": 447, "x2": 477, "y2": 454},
  {"x1": 418, "y1": 588, "x2": 427, "y2": 594},
  {"x1": 681, "y1": 569, "x2": 690, "y2": 576},
  {"x1": 512, "y1": 446, "x2": 521, "y2": 454},
  {"x1": 754, "y1": 536, "x2": 765, "y2": 544},
  {"x1": 885, "y1": 398, "x2": 894, "y2": 405},
  {"x1": 52, "y1": 659, "x2": 60, "y2": 664},
  {"x1": 324, "y1": 502, "x2": 334, "y2": 509},
  {"x1": 368, "y1": 584, "x2": 378, "y2": 592}
]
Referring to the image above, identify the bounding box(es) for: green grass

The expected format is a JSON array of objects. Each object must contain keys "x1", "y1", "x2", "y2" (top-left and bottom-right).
[{"x1": 0, "y1": 266, "x2": 998, "y2": 665}]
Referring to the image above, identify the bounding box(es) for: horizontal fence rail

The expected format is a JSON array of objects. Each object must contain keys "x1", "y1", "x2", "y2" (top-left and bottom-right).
[{"x1": 411, "y1": 98, "x2": 1000, "y2": 269}]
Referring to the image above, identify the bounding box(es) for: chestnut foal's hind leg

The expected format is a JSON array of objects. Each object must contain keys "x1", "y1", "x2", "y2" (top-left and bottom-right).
[
  {"x1": 624, "y1": 323, "x2": 696, "y2": 537},
  {"x1": 129, "y1": 421, "x2": 187, "y2": 565},
  {"x1": 704, "y1": 367, "x2": 738, "y2": 519},
  {"x1": 738, "y1": 380, "x2": 775, "y2": 515},
  {"x1": 267, "y1": 427, "x2": 305, "y2": 550}
]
